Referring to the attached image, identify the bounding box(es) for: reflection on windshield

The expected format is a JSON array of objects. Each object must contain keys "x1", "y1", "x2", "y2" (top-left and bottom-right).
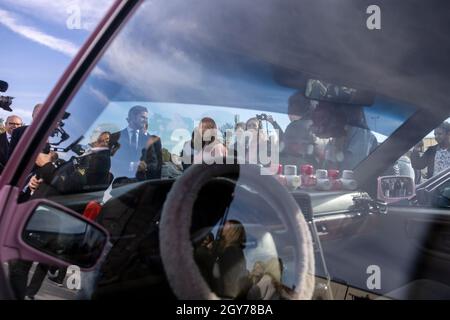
[
  {"x1": 52, "y1": 95, "x2": 416, "y2": 191},
  {"x1": 31, "y1": 0, "x2": 418, "y2": 198}
]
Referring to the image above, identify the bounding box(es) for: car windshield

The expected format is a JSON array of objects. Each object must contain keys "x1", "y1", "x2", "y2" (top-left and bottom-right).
[
  {"x1": 11, "y1": 0, "x2": 450, "y2": 302},
  {"x1": 48, "y1": 0, "x2": 417, "y2": 182}
]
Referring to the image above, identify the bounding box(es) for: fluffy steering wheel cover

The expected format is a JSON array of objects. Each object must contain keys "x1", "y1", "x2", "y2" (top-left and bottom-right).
[{"x1": 159, "y1": 163, "x2": 315, "y2": 300}]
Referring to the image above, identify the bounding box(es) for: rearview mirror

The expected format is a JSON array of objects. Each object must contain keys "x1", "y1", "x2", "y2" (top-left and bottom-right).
[
  {"x1": 377, "y1": 176, "x2": 415, "y2": 204},
  {"x1": 305, "y1": 79, "x2": 375, "y2": 106},
  {"x1": 22, "y1": 204, "x2": 107, "y2": 268}
]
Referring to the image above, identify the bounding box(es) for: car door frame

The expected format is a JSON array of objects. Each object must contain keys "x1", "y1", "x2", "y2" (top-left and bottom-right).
[{"x1": 0, "y1": 0, "x2": 142, "y2": 299}]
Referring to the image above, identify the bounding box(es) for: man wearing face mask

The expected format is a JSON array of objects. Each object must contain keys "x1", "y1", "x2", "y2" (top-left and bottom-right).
[
  {"x1": 311, "y1": 101, "x2": 378, "y2": 170},
  {"x1": 287, "y1": 91, "x2": 315, "y2": 123},
  {"x1": 280, "y1": 120, "x2": 318, "y2": 169}
]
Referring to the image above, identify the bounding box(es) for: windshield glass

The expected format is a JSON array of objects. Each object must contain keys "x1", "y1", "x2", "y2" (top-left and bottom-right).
[
  {"x1": 13, "y1": 0, "x2": 450, "y2": 302},
  {"x1": 47, "y1": 0, "x2": 416, "y2": 183}
]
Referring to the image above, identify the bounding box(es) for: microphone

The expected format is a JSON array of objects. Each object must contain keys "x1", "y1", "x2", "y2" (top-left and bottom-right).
[
  {"x1": 0, "y1": 80, "x2": 8, "y2": 92},
  {"x1": 0, "y1": 80, "x2": 14, "y2": 111}
]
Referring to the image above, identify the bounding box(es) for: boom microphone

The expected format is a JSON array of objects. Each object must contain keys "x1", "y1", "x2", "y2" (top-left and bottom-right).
[{"x1": 0, "y1": 80, "x2": 8, "y2": 92}]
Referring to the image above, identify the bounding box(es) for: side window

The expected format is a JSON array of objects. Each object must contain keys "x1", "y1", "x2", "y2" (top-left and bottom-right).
[
  {"x1": 433, "y1": 181, "x2": 450, "y2": 208},
  {"x1": 411, "y1": 120, "x2": 450, "y2": 185}
]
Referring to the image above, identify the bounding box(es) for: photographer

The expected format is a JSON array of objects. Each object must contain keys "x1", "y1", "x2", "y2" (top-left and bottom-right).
[
  {"x1": 236, "y1": 117, "x2": 273, "y2": 164},
  {"x1": 28, "y1": 131, "x2": 112, "y2": 198},
  {"x1": 0, "y1": 80, "x2": 13, "y2": 112},
  {"x1": 255, "y1": 113, "x2": 284, "y2": 143},
  {"x1": 22, "y1": 132, "x2": 112, "y2": 299}
]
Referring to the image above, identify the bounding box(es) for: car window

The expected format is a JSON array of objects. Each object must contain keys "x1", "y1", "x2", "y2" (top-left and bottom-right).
[{"x1": 410, "y1": 120, "x2": 450, "y2": 185}]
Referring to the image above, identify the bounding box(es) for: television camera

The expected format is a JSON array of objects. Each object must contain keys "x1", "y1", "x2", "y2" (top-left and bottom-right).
[
  {"x1": 0, "y1": 80, "x2": 13, "y2": 112},
  {"x1": 47, "y1": 112, "x2": 86, "y2": 156}
]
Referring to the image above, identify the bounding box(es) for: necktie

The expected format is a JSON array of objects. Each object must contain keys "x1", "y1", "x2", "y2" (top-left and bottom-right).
[{"x1": 130, "y1": 130, "x2": 138, "y2": 150}]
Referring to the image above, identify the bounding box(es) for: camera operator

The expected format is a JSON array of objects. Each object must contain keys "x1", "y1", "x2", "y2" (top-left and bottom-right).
[
  {"x1": 28, "y1": 131, "x2": 112, "y2": 198},
  {"x1": 15, "y1": 130, "x2": 112, "y2": 300},
  {"x1": 0, "y1": 80, "x2": 14, "y2": 112},
  {"x1": 256, "y1": 113, "x2": 284, "y2": 143},
  {"x1": 235, "y1": 117, "x2": 272, "y2": 164}
]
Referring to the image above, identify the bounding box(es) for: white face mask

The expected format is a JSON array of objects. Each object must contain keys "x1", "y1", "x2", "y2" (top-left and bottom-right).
[
  {"x1": 325, "y1": 143, "x2": 344, "y2": 162},
  {"x1": 336, "y1": 151, "x2": 345, "y2": 162},
  {"x1": 306, "y1": 144, "x2": 314, "y2": 155}
]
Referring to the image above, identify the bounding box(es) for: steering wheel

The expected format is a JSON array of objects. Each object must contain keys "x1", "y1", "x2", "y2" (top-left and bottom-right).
[{"x1": 159, "y1": 163, "x2": 315, "y2": 300}]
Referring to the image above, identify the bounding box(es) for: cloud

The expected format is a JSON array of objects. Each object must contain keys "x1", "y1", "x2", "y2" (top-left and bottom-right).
[
  {"x1": 0, "y1": 107, "x2": 33, "y2": 124},
  {"x1": 1, "y1": 0, "x2": 113, "y2": 31},
  {"x1": 0, "y1": 9, "x2": 78, "y2": 56},
  {"x1": 96, "y1": 1, "x2": 290, "y2": 110}
]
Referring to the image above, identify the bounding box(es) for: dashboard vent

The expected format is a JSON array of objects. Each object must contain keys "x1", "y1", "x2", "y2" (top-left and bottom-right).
[{"x1": 292, "y1": 192, "x2": 313, "y2": 221}]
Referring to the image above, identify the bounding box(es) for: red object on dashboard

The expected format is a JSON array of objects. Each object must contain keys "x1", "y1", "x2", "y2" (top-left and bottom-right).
[
  {"x1": 300, "y1": 164, "x2": 316, "y2": 187},
  {"x1": 300, "y1": 164, "x2": 314, "y2": 176},
  {"x1": 277, "y1": 164, "x2": 283, "y2": 175},
  {"x1": 328, "y1": 169, "x2": 340, "y2": 180}
]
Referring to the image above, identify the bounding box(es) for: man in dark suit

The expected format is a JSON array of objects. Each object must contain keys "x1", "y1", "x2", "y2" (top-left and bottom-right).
[
  {"x1": 110, "y1": 105, "x2": 162, "y2": 179},
  {"x1": 8, "y1": 103, "x2": 43, "y2": 160},
  {"x1": 0, "y1": 115, "x2": 23, "y2": 173}
]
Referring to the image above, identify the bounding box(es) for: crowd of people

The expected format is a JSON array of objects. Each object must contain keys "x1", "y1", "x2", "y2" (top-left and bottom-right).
[
  {"x1": 179, "y1": 91, "x2": 381, "y2": 174},
  {"x1": 2, "y1": 93, "x2": 449, "y2": 202},
  {"x1": 2, "y1": 91, "x2": 450, "y2": 300}
]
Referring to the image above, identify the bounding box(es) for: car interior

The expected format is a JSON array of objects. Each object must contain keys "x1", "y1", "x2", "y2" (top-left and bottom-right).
[{"x1": 4, "y1": 0, "x2": 450, "y2": 300}]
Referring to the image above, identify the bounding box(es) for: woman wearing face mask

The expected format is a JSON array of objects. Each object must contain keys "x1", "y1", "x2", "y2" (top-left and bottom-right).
[
  {"x1": 237, "y1": 117, "x2": 271, "y2": 164},
  {"x1": 181, "y1": 117, "x2": 227, "y2": 169}
]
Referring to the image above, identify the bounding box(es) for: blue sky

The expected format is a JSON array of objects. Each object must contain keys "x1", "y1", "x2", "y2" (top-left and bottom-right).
[
  {"x1": 0, "y1": 0, "x2": 113, "y2": 123},
  {"x1": 0, "y1": 0, "x2": 444, "y2": 141}
]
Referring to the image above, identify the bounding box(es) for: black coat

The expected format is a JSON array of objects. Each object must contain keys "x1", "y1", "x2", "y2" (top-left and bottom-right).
[
  {"x1": 136, "y1": 135, "x2": 162, "y2": 180},
  {"x1": 32, "y1": 149, "x2": 112, "y2": 199},
  {"x1": 8, "y1": 125, "x2": 27, "y2": 159},
  {"x1": 110, "y1": 128, "x2": 162, "y2": 179},
  {"x1": 6, "y1": 125, "x2": 43, "y2": 186},
  {"x1": 213, "y1": 245, "x2": 251, "y2": 299},
  {"x1": 0, "y1": 132, "x2": 10, "y2": 173},
  {"x1": 411, "y1": 145, "x2": 438, "y2": 179}
]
